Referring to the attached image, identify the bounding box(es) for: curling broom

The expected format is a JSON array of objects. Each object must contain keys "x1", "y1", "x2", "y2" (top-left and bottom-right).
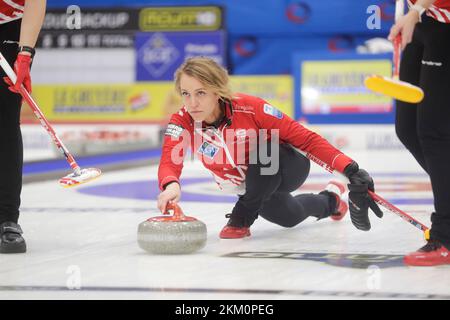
[
  {"x1": 365, "y1": 0, "x2": 424, "y2": 104},
  {"x1": 296, "y1": 149, "x2": 430, "y2": 240},
  {"x1": 0, "y1": 52, "x2": 101, "y2": 188}
]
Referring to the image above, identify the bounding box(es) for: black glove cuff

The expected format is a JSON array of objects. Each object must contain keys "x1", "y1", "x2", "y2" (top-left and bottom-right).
[
  {"x1": 344, "y1": 161, "x2": 359, "y2": 178},
  {"x1": 18, "y1": 46, "x2": 36, "y2": 59}
]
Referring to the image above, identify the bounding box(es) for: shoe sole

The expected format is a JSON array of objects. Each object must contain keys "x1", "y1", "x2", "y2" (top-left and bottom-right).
[
  {"x1": 0, "y1": 242, "x2": 26, "y2": 254},
  {"x1": 404, "y1": 256, "x2": 450, "y2": 266},
  {"x1": 219, "y1": 231, "x2": 251, "y2": 239}
]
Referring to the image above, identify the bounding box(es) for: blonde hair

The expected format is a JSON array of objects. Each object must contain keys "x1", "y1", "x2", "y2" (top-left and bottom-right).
[{"x1": 174, "y1": 57, "x2": 233, "y2": 102}]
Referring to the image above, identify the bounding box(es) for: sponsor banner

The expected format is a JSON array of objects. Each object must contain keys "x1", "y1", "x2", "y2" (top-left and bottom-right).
[
  {"x1": 42, "y1": 8, "x2": 140, "y2": 31},
  {"x1": 135, "y1": 31, "x2": 226, "y2": 81},
  {"x1": 46, "y1": 0, "x2": 390, "y2": 34},
  {"x1": 42, "y1": 6, "x2": 222, "y2": 32},
  {"x1": 139, "y1": 6, "x2": 222, "y2": 32},
  {"x1": 230, "y1": 75, "x2": 293, "y2": 117},
  {"x1": 27, "y1": 75, "x2": 292, "y2": 123},
  {"x1": 301, "y1": 59, "x2": 392, "y2": 114},
  {"x1": 28, "y1": 83, "x2": 177, "y2": 123},
  {"x1": 21, "y1": 125, "x2": 55, "y2": 161},
  {"x1": 22, "y1": 124, "x2": 162, "y2": 161},
  {"x1": 38, "y1": 8, "x2": 139, "y2": 48},
  {"x1": 231, "y1": 35, "x2": 378, "y2": 75},
  {"x1": 37, "y1": 31, "x2": 135, "y2": 49},
  {"x1": 305, "y1": 124, "x2": 404, "y2": 151},
  {"x1": 293, "y1": 53, "x2": 395, "y2": 124}
]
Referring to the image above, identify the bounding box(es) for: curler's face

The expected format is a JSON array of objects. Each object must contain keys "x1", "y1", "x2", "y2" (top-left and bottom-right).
[{"x1": 179, "y1": 74, "x2": 221, "y2": 124}]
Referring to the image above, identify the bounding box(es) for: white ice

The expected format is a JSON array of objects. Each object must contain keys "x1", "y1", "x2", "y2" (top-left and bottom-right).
[{"x1": 0, "y1": 150, "x2": 449, "y2": 300}]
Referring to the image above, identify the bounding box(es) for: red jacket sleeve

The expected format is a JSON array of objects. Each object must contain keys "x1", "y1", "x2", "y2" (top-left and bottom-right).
[
  {"x1": 158, "y1": 111, "x2": 192, "y2": 190},
  {"x1": 253, "y1": 98, "x2": 353, "y2": 173}
]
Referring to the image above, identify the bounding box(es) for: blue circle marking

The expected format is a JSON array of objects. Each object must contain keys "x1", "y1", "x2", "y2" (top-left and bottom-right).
[{"x1": 77, "y1": 177, "x2": 238, "y2": 203}]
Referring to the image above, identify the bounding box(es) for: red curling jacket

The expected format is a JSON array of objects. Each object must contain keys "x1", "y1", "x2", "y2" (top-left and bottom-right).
[
  {"x1": 409, "y1": 0, "x2": 450, "y2": 23},
  {"x1": 0, "y1": 0, "x2": 25, "y2": 24},
  {"x1": 158, "y1": 93, "x2": 353, "y2": 195}
]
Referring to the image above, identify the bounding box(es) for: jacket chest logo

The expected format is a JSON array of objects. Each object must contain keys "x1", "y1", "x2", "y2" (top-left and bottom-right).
[{"x1": 197, "y1": 141, "x2": 219, "y2": 159}]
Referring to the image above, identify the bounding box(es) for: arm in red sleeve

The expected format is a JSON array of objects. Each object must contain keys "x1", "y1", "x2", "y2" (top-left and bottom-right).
[
  {"x1": 253, "y1": 99, "x2": 353, "y2": 173},
  {"x1": 158, "y1": 111, "x2": 192, "y2": 190}
]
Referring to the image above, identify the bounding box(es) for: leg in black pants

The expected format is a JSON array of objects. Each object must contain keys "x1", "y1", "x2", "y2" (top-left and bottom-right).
[
  {"x1": 0, "y1": 20, "x2": 22, "y2": 225},
  {"x1": 230, "y1": 143, "x2": 336, "y2": 228},
  {"x1": 0, "y1": 20, "x2": 26, "y2": 253},
  {"x1": 396, "y1": 16, "x2": 450, "y2": 249},
  {"x1": 395, "y1": 28, "x2": 428, "y2": 173}
]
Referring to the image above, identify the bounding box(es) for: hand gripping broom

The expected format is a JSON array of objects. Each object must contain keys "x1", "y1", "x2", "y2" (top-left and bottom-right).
[
  {"x1": 365, "y1": 0, "x2": 424, "y2": 104},
  {"x1": 0, "y1": 52, "x2": 101, "y2": 187}
]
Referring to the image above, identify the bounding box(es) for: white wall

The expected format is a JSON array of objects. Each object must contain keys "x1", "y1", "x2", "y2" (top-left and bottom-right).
[{"x1": 31, "y1": 49, "x2": 135, "y2": 84}]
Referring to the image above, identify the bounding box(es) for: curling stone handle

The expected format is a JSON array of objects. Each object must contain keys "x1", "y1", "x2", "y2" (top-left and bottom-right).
[{"x1": 164, "y1": 202, "x2": 185, "y2": 219}]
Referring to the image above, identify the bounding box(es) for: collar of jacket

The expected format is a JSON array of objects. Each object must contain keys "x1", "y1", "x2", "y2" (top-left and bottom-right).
[{"x1": 197, "y1": 99, "x2": 233, "y2": 129}]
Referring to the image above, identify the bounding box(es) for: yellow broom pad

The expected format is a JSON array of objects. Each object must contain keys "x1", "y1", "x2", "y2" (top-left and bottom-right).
[{"x1": 365, "y1": 75, "x2": 424, "y2": 104}]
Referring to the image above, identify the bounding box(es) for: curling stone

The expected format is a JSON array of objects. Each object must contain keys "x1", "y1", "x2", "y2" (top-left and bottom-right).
[{"x1": 137, "y1": 203, "x2": 207, "y2": 254}]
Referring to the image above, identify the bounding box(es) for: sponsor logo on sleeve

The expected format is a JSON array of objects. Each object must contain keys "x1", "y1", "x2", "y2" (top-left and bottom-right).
[
  {"x1": 263, "y1": 103, "x2": 283, "y2": 119},
  {"x1": 165, "y1": 123, "x2": 184, "y2": 138}
]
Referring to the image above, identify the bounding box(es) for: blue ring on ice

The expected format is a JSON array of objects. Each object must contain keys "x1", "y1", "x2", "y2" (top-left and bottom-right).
[
  {"x1": 77, "y1": 177, "x2": 238, "y2": 203},
  {"x1": 76, "y1": 177, "x2": 433, "y2": 205}
]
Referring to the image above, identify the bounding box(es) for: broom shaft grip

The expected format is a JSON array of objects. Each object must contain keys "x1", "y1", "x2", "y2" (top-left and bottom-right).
[{"x1": 393, "y1": 35, "x2": 401, "y2": 78}]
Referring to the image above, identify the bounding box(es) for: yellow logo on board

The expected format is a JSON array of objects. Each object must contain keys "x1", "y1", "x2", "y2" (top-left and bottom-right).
[{"x1": 139, "y1": 7, "x2": 222, "y2": 31}]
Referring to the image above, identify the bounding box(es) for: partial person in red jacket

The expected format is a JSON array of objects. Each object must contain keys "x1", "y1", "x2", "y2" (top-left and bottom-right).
[
  {"x1": 157, "y1": 57, "x2": 383, "y2": 239},
  {"x1": 0, "y1": 0, "x2": 46, "y2": 253},
  {"x1": 389, "y1": 0, "x2": 450, "y2": 266}
]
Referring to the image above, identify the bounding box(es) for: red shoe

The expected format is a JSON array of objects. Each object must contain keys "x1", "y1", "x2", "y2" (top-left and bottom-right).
[
  {"x1": 404, "y1": 240, "x2": 450, "y2": 266},
  {"x1": 219, "y1": 225, "x2": 251, "y2": 239},
  {"x1": 325, "y1": 180, "x2": 348, "y2": 221}
]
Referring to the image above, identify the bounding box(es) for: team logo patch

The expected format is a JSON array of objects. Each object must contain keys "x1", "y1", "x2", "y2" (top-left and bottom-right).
[
  {"x1": 263, "y1": 104, "x2": 283, "y2": 119},
  {"x1": 197, "y1": 141, "x2": 219, "y2": 159},
  {"x1": 165, "y1": 123, "x2": 184, "y2": 138}
]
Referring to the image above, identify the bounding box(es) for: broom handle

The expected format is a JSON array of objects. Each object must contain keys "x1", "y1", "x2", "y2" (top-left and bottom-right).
[
  {"x1": 395, "y1": 0, "x2": 405, "y2": 21},
  {"x1": 393, "y1": 0, "x2": 405, "y2": 79},
  {"x1": 393, "y1": 35, "x2": 402, "y2": 78},
  {"x1": 296, "y1": 149, "x2": 429, "y2": 234},
  {"x1": 0, "y1": 52, "x2": 81, "y2": 175}
]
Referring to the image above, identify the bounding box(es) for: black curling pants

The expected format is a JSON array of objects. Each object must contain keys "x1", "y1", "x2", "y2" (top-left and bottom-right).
[
  {"x1": 0, "y1": 20, "x2": 23, "y2": 225},
  {"x1": 395, "y1": 16, "x2": 450, "y2": 248},
  {"x1": 231, "y1": 143, "x2": 335, "y2": 227}
]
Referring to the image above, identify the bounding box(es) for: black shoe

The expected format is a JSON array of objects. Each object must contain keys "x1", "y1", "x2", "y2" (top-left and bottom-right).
[
  {"x1": 0, "y1": 222, "x2": 26, "y2": 253},
  {"x1": 224, "y1": 213, "x2": 257, "y2": 228}
]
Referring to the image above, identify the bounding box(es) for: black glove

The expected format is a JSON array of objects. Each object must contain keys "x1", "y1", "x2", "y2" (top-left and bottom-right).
[{"x1": 344, "y1": 161, "x2": 383, "y2": 231}]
